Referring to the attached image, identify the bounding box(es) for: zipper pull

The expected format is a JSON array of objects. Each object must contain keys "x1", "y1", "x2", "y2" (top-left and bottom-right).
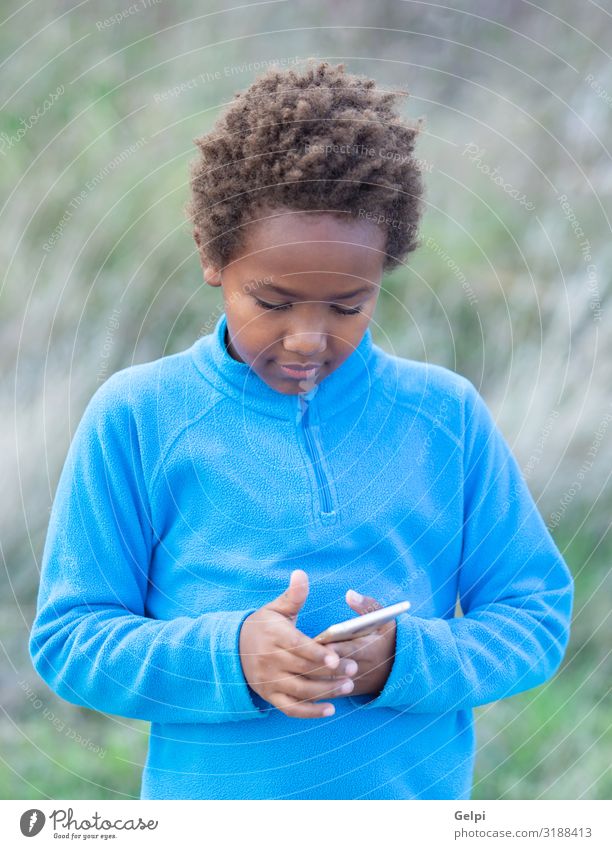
[
  {"x1": 295, "y1": 384, "x2": 318, "y2": 426},
  {"x1": 296, "y1": 392, "x2": 308, "y2": 426}
]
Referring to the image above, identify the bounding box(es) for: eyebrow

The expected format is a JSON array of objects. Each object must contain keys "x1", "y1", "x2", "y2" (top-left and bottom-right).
[{"x1": 259, "y1": 283, "x2": 374, "y2": 300}]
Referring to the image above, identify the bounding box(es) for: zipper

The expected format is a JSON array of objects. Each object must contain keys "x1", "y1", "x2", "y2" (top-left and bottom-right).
[{"x1": 296, "y1": 390, "x2": 337, "y2": 526}]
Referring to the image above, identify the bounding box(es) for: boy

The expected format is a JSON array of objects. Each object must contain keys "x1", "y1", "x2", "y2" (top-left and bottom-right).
[{"x1": 30, "y1": 60, "x2": 573, "y2": 799}]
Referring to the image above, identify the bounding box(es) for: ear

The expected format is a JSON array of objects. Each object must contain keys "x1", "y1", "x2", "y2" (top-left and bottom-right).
[
  {"x1": 203, "y1": 266, "x2": 223, "y2": 287},
  {"x1": 194, "y1": 227, "x2": 222, "y2": 287}
]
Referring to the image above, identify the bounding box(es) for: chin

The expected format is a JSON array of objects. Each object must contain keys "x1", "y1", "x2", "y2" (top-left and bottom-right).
[
  {"x1": 264, "y1": 376, "x2": 317, "y2": 396},
  {"x1": 271, "y1": 381, "x2": 304, "y2": 396}
]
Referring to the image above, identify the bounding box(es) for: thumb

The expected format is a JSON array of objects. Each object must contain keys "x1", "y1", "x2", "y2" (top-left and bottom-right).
[{"x1": 267, "y1": 569, "x2": 309, "y2": 622}]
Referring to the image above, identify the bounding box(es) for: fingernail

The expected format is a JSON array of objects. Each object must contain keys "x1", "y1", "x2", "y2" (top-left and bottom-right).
[
  {"x1": 325, "y1": 653, "x2": 339, "y2": 669},
  {"x1": 322, "y1": 705, "x2": 335, "y2": 716},
  {"x1": 347, "y1": 589, "x2": 364, "y2": 604},
  {"x1": 341, "y1": 679, "x2": 354, "y2": 694},
  {"x1": 346, "y1": 660, "x2": 358, "y2": 676}
]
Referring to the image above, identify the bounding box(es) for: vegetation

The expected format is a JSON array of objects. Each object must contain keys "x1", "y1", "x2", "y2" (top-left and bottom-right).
[{"x1": 1, "y1": 0, "x2": 610, "y2": 799}]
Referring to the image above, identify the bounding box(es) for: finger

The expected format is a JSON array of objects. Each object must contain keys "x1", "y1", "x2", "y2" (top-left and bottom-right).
[
  {"x1": 280, "y1": 650, "x2": 358, "y2": 679},
  {"x1": 306, "y1": 658, "x2": 359, "y2": 680},
  {"x1": 283, "y1": 674, "x2": 355, "y2": 702},
  {"x1": 265, "y1": 569, "x2": 309, "y2": 622},
  {"x1": 271, "y1": 692, "x2": 336, "y2": 720},
  {"x1": 326, "y1": 631, "x2": 382, "y2": 657},
  {"x1": 345, "y1": 589, "x2": 384, "y2": 615},
  {"x1": 277, "y1": 626, "x2": 340, "y2": 670}
]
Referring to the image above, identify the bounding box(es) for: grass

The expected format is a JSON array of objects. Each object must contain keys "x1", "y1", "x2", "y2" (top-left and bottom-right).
[
  {"x1": 0, "y1": 713, "x2": 147, "y2": 800},
  {"x1": 473, "y1": 670, "x2": 612, "y2": 799},
  {"x1": 2, "y1": 0, "x2": 610, "y2": 802},
  {"x1": 473, "y1": 519, "x2": 612, "y2": 799}
]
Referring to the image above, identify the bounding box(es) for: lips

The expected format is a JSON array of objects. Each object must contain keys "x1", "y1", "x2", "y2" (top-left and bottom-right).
[
  {"x1": 280, "y1": 363, "x2": 322, "y2": 371},
  {"x1": 279, "y1": 363, "x2": 321, "y2": 379}
]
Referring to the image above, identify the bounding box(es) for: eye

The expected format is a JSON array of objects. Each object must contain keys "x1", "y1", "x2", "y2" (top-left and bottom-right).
[
  {"x1": 331, "y1": 305, "x2": 363, "y2": 316},
  {"x1": 255, "y1": 299, "x2": 291, "y2": 312},
  {"x1": 254, "y1": 299, "x2": 363, "y2": 316}
]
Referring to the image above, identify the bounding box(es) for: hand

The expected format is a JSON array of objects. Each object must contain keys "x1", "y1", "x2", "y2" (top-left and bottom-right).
[
  {"x1": 322, "y1": 590, "x2": 397, "y2": 699},
  {"x1": 239, "y1": 570, "x2": 359, "y2": 719}
]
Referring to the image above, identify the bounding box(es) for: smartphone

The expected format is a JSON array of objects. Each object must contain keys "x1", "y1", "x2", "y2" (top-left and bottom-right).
[{"x1": 313, "y1": 600, "x2": 411, "y2": 644}]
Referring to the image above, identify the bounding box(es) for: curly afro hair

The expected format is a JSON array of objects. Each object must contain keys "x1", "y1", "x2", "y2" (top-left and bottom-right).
[{"x1": 186, "y1": 59, "x2": 425, "y2": 272}]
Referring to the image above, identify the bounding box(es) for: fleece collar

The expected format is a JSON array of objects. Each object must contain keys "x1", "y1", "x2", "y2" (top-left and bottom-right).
[{"x1": 191, "y1": 311, "x2": 377, "y2": 422}]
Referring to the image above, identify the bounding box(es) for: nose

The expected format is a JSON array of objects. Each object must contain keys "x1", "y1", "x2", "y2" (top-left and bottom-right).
[{"x1": 282, "y1": 328, "x2": 327, "y2": 359}]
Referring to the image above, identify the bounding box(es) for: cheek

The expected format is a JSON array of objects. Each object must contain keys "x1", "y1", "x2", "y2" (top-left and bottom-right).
[
  {"x1": 335, "y1": 316, "x2": 371, "y2": 350},
  {"x1": 241, "y1": 321, "x2": 278, "y2": 362}
]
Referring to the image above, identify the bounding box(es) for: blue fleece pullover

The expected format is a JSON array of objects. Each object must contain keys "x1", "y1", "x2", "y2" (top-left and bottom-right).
[{"x1": 30, "y1": 312, "x2": 574, "y2": 799}]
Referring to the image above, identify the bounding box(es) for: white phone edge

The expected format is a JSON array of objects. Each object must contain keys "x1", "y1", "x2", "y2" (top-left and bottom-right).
[{"x1": 313, "y1": 600, "x2": 411, "y2": 643}]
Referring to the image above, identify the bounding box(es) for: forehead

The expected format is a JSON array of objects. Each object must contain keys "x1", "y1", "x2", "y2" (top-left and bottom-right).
[{"x1": 234, "y1": 208, "x2": 387, "y2": 278}]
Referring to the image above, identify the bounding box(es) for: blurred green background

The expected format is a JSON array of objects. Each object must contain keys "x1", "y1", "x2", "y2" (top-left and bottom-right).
[{"x1": 1, "y1": 0, "x2": 611, "y2": 799}]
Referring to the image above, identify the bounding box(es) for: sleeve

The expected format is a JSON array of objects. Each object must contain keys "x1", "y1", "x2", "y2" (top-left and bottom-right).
[
  {"x1": 29, "y1": 376, "x2": 268, "y2": 724},
  {"x1": 363, "y1": 379, "x2": 574, "y2": 714}
]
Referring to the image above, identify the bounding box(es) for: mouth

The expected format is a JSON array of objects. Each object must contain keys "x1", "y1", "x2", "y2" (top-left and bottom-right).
[{"x1": 278, "y1": 363, "x2": 321, "y2": 380}]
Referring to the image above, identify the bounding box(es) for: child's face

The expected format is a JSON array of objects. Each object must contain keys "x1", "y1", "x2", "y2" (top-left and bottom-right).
[{"x1": 196, "y1": 208, "x2": 387, "y2": 395}]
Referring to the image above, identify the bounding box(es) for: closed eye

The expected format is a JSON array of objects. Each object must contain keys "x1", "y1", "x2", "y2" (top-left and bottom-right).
[{"x1": 254, "y1": 299, "x2": 363, "y2": 316}]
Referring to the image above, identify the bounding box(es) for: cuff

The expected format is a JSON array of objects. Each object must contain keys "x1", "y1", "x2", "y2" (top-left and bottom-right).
[
  {"x1": 360, "y1": 610, "x2": 415, "y2": 711},
  {"x1": 212, "y1": 608, "x2": 270, "y2": 720}
]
